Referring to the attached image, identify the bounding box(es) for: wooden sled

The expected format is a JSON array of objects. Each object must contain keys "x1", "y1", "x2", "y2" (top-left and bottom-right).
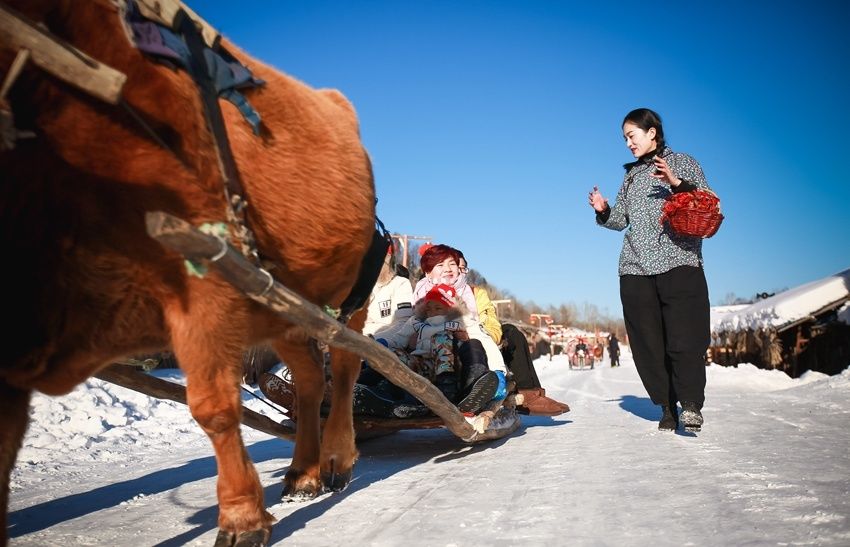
[
  {"x1": 98, "y1": 360, "x2": 520, "y2": 443},
  {"x1": 98, "y1": 211, "x2": 520, "y2": 444},
  {"x1": 352, "y1": 404, "x2": 520, "y2": 442}
]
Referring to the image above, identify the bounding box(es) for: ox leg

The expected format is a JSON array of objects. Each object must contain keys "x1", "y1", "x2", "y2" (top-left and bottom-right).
[
  {"x1": 320, "y1": 307, "x2": 366, "y2": 492},
  {"x1": 0, "y1": 382, "x2": 31, "y2": 546},
  {"x1": 169, "y1": 311, "x2": 273, "y2": 546},
  {"x1": 271, "y1": 336, "x2": 325, "y2": 501}
]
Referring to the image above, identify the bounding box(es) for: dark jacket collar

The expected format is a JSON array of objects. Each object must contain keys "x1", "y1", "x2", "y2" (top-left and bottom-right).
[{"x1": 623, "y1": 145, "x2": 672, "y2": 171}]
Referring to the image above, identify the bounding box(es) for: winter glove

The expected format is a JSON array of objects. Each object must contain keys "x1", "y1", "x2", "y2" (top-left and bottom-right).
[{"x1": 375, "y1": 338, "x2": 389, "y2": 348}]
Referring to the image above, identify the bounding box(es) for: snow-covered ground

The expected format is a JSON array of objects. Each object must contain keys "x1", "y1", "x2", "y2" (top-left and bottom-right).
[{"x1": 9, "y1": 350, "x2": 850, "y2": 546}]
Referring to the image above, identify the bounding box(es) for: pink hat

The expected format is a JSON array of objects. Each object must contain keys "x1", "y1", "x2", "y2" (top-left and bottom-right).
[{"x1": 424, "y1": 284, "x2": 456, "y2": 308}]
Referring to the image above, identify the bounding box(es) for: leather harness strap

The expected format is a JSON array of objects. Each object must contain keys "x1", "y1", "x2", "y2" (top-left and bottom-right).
[{"x1": 174, "y1": 8, "x2": 260, "y2": 266}]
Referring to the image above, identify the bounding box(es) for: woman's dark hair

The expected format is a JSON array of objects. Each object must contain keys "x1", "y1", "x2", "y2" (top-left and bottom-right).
[
  {"x1": 623, "y1": 108, "x2": 666, "y2": 152},
  {"x1": 419, "y1": 244, "x2": 461, "y2": 274},
  {"x1": 454, "y1": 248, "x2": 466, "y2": 265}
]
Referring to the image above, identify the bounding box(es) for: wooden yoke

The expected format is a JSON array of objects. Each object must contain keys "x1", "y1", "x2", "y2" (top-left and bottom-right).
[{"x1": 0, "y1": 2, "x2": 127, "y2": 104}]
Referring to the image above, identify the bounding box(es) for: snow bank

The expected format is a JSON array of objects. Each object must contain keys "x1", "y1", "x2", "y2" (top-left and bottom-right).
[
  {"x1": 705, "y1": 362, "x2": 829, "y2": 393},
  {"x1": 16, "y1": 370, "x2": 277, "y2": 471}
]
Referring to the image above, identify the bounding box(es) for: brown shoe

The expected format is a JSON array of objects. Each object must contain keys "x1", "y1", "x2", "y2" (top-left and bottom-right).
[
  {"x1": 517, "y1": 388, "x2": 570, "y2": 416},
  {"x1": 518, "y1": 388, "x2": 566, "y2": 409},
  {"x1": 259, "y1": 372, "x2": 296, "y2": 415}
]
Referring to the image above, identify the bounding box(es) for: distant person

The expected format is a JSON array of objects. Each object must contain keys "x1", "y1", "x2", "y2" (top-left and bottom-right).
[
  {"x1": 608, "y1": 334, "x2": 620, "y2": 367},
  {"x1": 574, "y1": 338, "x2": 588, "y2": 355},
  {"x1": 588, "y1": 107, "x2": 714, "y2": 432},
  {"x1": 535, "y1": 337, "x2": 552, "y2": 361}
]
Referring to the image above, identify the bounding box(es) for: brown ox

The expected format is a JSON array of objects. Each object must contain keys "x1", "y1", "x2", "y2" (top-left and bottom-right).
[{"x1": 0, "y1": 1, "x2": 374, "y2": 545}]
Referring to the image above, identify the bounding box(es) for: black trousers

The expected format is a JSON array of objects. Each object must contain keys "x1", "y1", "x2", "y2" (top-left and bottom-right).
[
  {"x1": 500, "y1": 323, "x2": 542, "y2": 390},
  {"x1": 620, "y1": 266, "x2": 709, "y2": 407}
]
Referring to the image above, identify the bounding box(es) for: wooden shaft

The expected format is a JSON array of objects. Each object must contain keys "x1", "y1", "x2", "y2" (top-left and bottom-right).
[
  {"x1": 95, "y1": 363, "x2": 296, "y2": 441},
  {"x1": 0, "y1": 48, "x2": 29, "y2": 100},
  {"x1": 0, "y1": 3, "x2": 126, "y2": 104},
  {"x1": 145, "y1": 211, "x2": 482, "y2": 442}
]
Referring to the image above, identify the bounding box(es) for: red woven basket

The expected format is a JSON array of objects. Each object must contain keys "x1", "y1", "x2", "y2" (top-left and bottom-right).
[{"x1": 660, "y1": 189, "x2": 724, "y2": 238}]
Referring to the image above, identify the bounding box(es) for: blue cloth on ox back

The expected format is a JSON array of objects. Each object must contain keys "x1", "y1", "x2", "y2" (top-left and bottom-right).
[{"x1": 126, "y1": 0, "x2": 265, "y2": 134}]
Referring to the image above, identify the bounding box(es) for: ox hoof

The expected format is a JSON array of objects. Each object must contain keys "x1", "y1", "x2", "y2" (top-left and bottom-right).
[
  {"x1": 321, "y1": 467, "x2": 352, "y2": 492},
  {"x1": 213, "y1": 528, "x2": 270, "y2": 547},
  {"x1": 280, "y1": 483, "x2": 321, "y2": 503}
]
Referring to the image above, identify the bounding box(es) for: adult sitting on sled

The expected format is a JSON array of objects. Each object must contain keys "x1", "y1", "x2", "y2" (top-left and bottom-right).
[
  {"x1": 363, "y1": 245, "x2": 415, "y2": 339},
  {"x1": 455, "y1": 251, "x2": 569, "y2": 416},
  {"x1": 413, "y1": 245, "x2": 508, "y2": 377},
  {"x1": 575, "y1": 339, "x2": 588, "y2": 355},
  {"x1": 359, "y1": 284, "x2": 501, "y2": 415}
]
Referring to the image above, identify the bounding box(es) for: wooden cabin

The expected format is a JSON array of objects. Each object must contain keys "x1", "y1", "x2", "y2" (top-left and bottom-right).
[{"x1": 710, "y1": 268, "x2": 850, "y2": 378}]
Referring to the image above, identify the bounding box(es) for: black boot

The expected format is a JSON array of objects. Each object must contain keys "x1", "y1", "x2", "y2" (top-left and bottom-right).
[
  {"x1": 457, "y1": 340, "x2": 489, "y2": 391},
  {"x1": 435, "y1": 372, "x2": 459, "y2": 403},
  {"x1": 457, "y1": 371, "x2": 499, "y2": 414},
  {"x1": 680, "y1": 401, "x2": 704, "y2": 432},
  {"x1": 352, "y1": 384, "x2": 399, "y2": 418},
  {"x1": 658, "y1": 405, "x2": 678, "y2": 431}
]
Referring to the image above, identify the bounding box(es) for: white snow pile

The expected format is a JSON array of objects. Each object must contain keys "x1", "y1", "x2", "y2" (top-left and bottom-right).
[
  {"x1": 15, "y1": 369, "x2": 278, "y2": 472},
  {"x1": 711, "y1": 267, "x2": 850, "y2": 332}
]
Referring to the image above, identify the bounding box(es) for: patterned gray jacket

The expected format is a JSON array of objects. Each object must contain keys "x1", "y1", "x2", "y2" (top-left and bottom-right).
[{"x1": 597, "y1": 146, "x2": 713, "y2": 276}]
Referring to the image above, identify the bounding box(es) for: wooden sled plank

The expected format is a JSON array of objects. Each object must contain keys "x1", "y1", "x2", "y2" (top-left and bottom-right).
[
  {"x1": 145, "y1": 211, "x2": 519, "y2": 443},
  {"x1": 354, "y1": 407, "x2": 520, "y2": 441},
  {"x1": 95, "y1": 363, "x2": 296, "y2": 441}
]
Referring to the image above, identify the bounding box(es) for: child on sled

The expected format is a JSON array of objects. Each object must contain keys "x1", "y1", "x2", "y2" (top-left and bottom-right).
[{"x1": 355, "y1": 283, "x2": 504, "y2": 417}]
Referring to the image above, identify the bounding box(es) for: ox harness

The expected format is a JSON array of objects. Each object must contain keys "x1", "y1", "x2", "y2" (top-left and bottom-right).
[{"x1": 0, "y1": 0, "x2": 389, "y2": 324}]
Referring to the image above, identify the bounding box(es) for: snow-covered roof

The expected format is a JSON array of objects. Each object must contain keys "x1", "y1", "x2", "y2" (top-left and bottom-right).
[{"x1": 711, "y1": 267, "x2": 850, "y2": 333}]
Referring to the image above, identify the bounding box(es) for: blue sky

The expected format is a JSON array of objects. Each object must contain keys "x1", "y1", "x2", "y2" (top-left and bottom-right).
[{"x1": 200, "y1": 0, "x2": 850, "y2": 317}]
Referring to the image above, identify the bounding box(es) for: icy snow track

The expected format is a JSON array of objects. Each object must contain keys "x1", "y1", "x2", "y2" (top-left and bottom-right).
[{"x1": 9, "y1": 352, "x2": 850, "y2": 546}]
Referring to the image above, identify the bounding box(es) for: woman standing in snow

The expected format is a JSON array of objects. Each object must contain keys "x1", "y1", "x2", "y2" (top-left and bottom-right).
[{"x1": 588, "y1": 108, "x2": 713, "y2": 432}]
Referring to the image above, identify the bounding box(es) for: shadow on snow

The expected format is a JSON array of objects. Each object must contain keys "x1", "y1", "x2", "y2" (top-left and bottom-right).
[{"x1": 10, "y1": 414, "x2": 570, "y2": 544}]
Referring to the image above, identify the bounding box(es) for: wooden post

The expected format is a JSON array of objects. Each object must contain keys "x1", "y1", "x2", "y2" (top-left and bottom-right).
[{"x1": 390, "y1": 233, "x2": 431, "y2": 270}]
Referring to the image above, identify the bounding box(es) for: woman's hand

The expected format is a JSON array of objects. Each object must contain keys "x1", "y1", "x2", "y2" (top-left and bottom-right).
[
  {"x1": 651, "y1": 155, "x2": 681, "y2": 187},
  {"x1": 588, "y1": 186, "x2": 608, "y2": 212}
]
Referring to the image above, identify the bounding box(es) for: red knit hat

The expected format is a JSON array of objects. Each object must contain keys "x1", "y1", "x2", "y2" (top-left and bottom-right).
[{"x1": 424, "y1": 284, "x2": 456, "y2": 308}]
